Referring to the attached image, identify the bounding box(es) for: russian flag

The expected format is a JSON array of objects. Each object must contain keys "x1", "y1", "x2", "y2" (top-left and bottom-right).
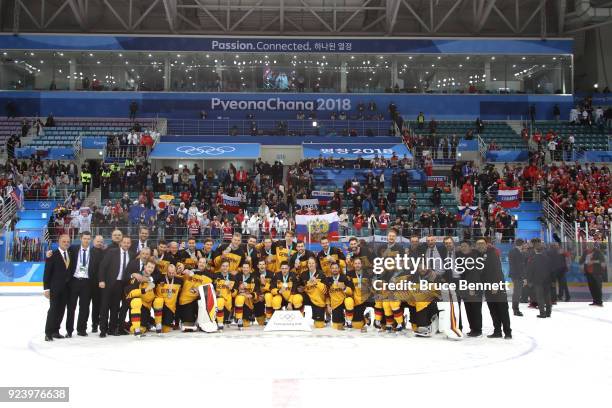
[
  {"x1": 496, "y1": 188, "x2": 520, "y2": 208},
  {"x1": 296, "y1": 212, "x2": 340, "y2": 242},
  {"x1": 457, "y1": 206, "x2": 479, "y2": 216},
  {"x1": 311, "y1": 190, "x2": 334, "y2": 205},
  {"x1": 10, "y1": 187, "x2": 23, "y2": 209},
  {"x1": 222, "y1": 194, "x2": 241, "y2": 213}
]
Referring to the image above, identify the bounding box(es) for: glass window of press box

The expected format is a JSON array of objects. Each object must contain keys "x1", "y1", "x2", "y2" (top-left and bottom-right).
[{"x1": 0, "y1": 50, "x2": 573, "y2": 94}]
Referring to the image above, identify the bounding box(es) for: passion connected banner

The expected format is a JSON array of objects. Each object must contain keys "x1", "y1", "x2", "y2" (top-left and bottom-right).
[{"x1": 0, "y1": 34, "x2": 573, "y2": 55}]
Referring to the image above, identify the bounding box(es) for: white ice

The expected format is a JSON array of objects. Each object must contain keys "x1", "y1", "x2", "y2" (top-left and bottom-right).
[{"x1": 0, "y1": 295, "x2": 610, "y2": 408}]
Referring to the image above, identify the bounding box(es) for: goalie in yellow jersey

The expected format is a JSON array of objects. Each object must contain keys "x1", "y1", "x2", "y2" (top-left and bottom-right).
[
  {"x1": 125, "y1": 260, "x2": 163, "y2": 337},
  {"x1": 177, "y1": 257, "x2": 214, "y2": 332}
]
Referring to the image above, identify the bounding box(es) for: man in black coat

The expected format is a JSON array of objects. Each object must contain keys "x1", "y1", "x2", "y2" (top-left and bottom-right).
[
  {"x1": 456, "y1": 241, "x2": 483, "y2": 337},
  {"x1": 130, "y1": 226, "x2": 150, "y2": 254},
  {"x1": 475, "y1": 238, "x2": 511, "y2": 339},
  {"x1": 65, "y1": 231, "x2": 94, "y2": 337},
  {"x1": 98, "y1": 236, "x2": 134, "y2": 337},
  {"x1": 526, "y1": 240, "x2": 553, "y2": 318},
  {"x1": 579, "y1": 243, "x2": 606, "y2": 306},
  {"x1": 89, "y1": 235, "x2": 105, "y2": 333},
  {"x1": 43, "y1": 234, "x2": 72, "y2": 341},
  {"x1": 508, "y1": 239, "x2": 527, "y2": 316}
]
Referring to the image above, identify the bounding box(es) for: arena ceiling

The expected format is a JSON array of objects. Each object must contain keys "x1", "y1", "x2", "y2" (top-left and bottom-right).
[{"x1": 1, "y1": 0, "x2": 611, "y2": 37}]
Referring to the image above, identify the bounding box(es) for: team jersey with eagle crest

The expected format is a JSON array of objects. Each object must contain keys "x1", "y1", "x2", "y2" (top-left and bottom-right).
[
  {"x1": 325, "y1": 274, "x2": 354, "y2": 309},
  {"x1": 346, "y1": 270, "x2": 375, "y2": 306},
  {"x1": 256, "y1": 244, "x2": 277, "y2": 273},
  {"x1": 346, "y1": 245, "x2": 374, "y2": 273},
  {"x1": 270, "y1": 272, "x2": 300, "y2": 301},
  {"x1": 213, "y1": 243, "x2": 246, "y2": 273},
  {"x1": 271, "y1": 241, "x2": 297, "y2": 273},
  {"x1": 213, "y1": 271, "x2": 238, "y2": 300},
  {"x1": 257, "y1": 270, "x2": 275, "y2": 296},
  {"x1": 236, "y1": 272, "x2": 261, "y2": 308},
  {"x1": 178, "y1": 269, "x2": 214, "y2": 306},
  {"x1": 317, "y1": 247, "x2": 347, "y2": 277},
  {"x1": 298, "y1": 269, "x2": 328, "y2": 308},
  {"x1": 154, "y1": 276, "x2": 183, "y2": 313},
  {"x1": 289, "y1": 250, "x2": 316, "y2": 275},
  {"x1": 124, "y1": 275, "x2": 159, "y2": 309}
]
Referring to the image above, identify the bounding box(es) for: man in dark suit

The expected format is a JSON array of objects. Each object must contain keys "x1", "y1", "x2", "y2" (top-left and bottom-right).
[
  {"x1": 508, "y1": 239, "x2": 527, "y2": 316},
  {"x1": 580, "y1": 243, "x2": 606, "y2": 306},
  {"x1": 43, "y1": 234, "x2": 72, "y2": 341},
  {"x1": 476, "y1": 238, "x2": 512, "y2": 339},
  {"x1": 65, "y1": 231, "x2": 94, "y2": 337},
  {"x1": 456, "y1": 241, "x2": 483, "y2": 337},
  {"x1": 130, "y1": 226, "x2": 150, "y2": 254},
  {"x1": 526, "y1": 239, "x2": 553, "y2": 318},
  {"x1": 422, "y1": 235, "x2": 448, "y2": 279},
  {"x1": 98, "y1": 236, "x2": 133, "y2": 337},
  {"x1": 89, "y1": 235, "x2": 105, "y2": 333}
]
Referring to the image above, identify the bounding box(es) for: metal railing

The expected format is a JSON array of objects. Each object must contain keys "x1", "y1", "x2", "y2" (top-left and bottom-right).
[
  {"x1": 166, "y1": 119, "x2": 395, "y2": 137},
  {"x1": 542, "y1": 196, "x2": 576, "y2": 243},
  {"x1": 0, "y1": 194, "x2": 18, "y2": 227}
]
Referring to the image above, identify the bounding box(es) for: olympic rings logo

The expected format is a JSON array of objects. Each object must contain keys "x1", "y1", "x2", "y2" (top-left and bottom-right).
[
  {"x1": 39, "y1": 202, "x2": 51, "y2": 209},
  {"x1": 175, "y1": 145, "x2": 236, "y2": 156},
  {"x1": 279, "y1": 313, "x2": 297, "y2": 321}
]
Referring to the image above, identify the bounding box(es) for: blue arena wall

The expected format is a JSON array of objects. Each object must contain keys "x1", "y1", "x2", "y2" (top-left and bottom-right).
[{"x1": 0, "y1": 91, "x2": 574, "y2": 121}]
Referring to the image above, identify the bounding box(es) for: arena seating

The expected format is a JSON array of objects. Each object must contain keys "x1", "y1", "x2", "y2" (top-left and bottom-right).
[
  {"x1": 167, "y1": 119, "x2": 395, "y2": 137},
  {"x1": 0, "y1": 117, "x2": 26, "y2": 146},
  {"x1": 407, "y1": 120, "x2": 524, "y2": 149},
  {"x1": 534, "y1": 121, "x2": 611, "y2": 150},
  {"x1": 26, "y1": 118, "x2": 157, "y2": 149}
]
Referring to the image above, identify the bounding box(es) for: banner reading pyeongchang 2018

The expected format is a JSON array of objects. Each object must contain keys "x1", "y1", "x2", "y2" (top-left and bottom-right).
[{"x1": 303, "y1": 143, "x2": 412, "y2": 160}]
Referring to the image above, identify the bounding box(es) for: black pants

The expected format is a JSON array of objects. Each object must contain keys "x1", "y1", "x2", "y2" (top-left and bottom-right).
[
  {"x1": 100, "y1": 280, "x2": 127, "y2": 333},
  {"x1": 66, "y1": 278, "x2": 92, "y2": 333},
  {"x1": 586, "y1": 273, "x2": 603, "y2": 305},
  {"x1": 464, "y1": 300, "x2": 482, "y2": 333},
  {"x1": 408, "y1": 302, "x2": 438, "y2": 328},
  {"x1": 534, "y1": 284, "x2": 552, "y2": 316},
  {"x1": 511, "y1": 279, "x2": 523, "y2": 312},
  {"x1": 486, "y1": 300, "x2": 511, "y2": 335},
  {"x1": 90, "y1": 283, "x2": 101, "y2": 330},
  {"x1": 557, "y1": 273, "x2": 570, "y2": 300},
  {"x1": 45, "y1": 287, "x2": 68, "y2": 336}
]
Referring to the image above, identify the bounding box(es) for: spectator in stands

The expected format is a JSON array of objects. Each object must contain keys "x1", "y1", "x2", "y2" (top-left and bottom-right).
[
  {"x1": 553, "y1": 104, "x2": 561, "y2": 121},
  {"x1": 45, "y1": 113, "x2": 56, "y2": 127},
  {"x1": 475, "y1": 117, "x2": 485, "y2": 134},
  {"x1": 129, "y1": 101, "x2": 138, "y2": 121},
  {"x1": 416, "y1": 112, "x2": 425, "y2": 129}
]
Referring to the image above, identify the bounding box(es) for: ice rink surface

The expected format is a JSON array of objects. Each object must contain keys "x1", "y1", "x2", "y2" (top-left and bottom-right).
[{"x1": 1, "y1": 295, "x2": 610, "y2": 407}]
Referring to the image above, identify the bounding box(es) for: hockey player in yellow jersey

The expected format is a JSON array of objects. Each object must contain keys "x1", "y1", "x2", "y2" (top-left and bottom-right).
[
  {"x1": 234, "y1": 262, "x2": 260, "y2": 329},
  {"x1": 325, "y1": 262, "x2": 355, "y2": 330},
  {"x1": 298, "y1": 257, "x2": 328, "y2": 328},
  {"x1": 288, "y1": 240, "x2": 316, "y2": 276},
  {"x1": 154, "y1": 263, "x2": 183, "y2": 334},
  {"x1": 345, "y1": 237, "x2": 374, "y2": 273},
  {"x1": 257, "y1": 237, "x2": 277, "y2": 273},
  {"x1": 271, "y1": 232, "x2": 297, "y2": 273},
  {"x1": 125, "y1": 260, "x2": 163, "y2": 337},
  {"x1": 199, "y1": 238, "x2": 215, "y2": 274},
  {"x1": 213, "y1": 259, "x2": 238, "y2": 330},
  {"x1": 270, "y1": 261, "x2": 303, "y2": 314},
  {"x1": 317, "y1": 236, "x2": 347, "y2": 277},
  {"x1": 177, "y1": 257, "x2": 214, "y2": 332},
  {"x1": 345, "y1": 257, "x2": 374, "y2": 331},
  {"x1": 213, "y1": 232, "x2": 246, "y2": 273},
  {"x1": 244, "y1": 235, "x2": 260, "y2": 268},
  {"x1": 254, "y1": 259, "x2": 275, "y2": 325},
  {"x1": 377, "y1": 228, "x2": 405, "y2": 332}
]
